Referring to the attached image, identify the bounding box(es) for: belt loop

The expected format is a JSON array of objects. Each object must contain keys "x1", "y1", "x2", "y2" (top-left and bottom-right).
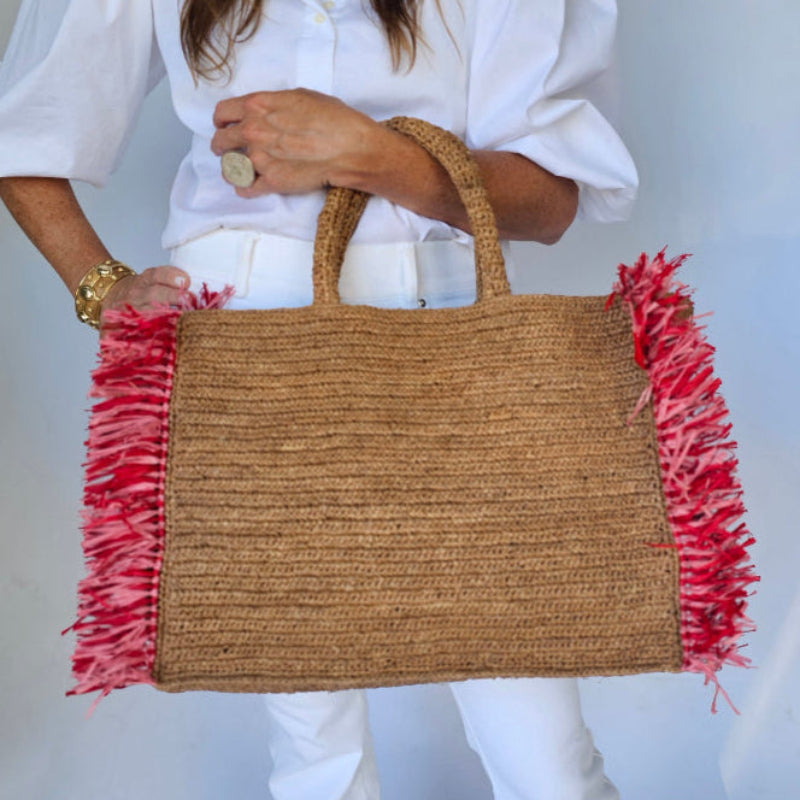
[
  {"x1": 409, "y1": 242, "x2": 423, "y2": 308},
  {"x1": 234, "y1": 231, "x2": 259, "y2": 298}
]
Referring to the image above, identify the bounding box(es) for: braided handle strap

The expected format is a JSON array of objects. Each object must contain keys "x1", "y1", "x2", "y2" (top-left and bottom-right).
[{"x1": 312, "y1": 116, "x2": 510, "y2": 306}]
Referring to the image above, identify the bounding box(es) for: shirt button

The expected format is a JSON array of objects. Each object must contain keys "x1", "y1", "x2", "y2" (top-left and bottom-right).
[
  {"x1": 417, "y1": 298, "x2": 427, "y2": 308},
  {"x1": 313, "y1": 12, "x2": 326, "y2": 23},
  {"x1": 323, "y1": 1, "x2": 335, "y2": 8}
]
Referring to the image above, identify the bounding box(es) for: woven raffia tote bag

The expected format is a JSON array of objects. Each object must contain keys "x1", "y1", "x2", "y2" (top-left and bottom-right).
[{"x1": 64, "y1": 117, "x2": 758, "y2": 713}]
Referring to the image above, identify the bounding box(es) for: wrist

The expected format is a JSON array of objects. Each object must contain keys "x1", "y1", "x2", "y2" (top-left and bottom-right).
[
  {"x1": 327, "y1": 118, "x2": 401, "y2": 192},
  {"x1": 74, "y1": 259, "x2": 137, "y2": 329},
  {"x1": 342, "y1": 124, "x2": 473, "y2": 232}
]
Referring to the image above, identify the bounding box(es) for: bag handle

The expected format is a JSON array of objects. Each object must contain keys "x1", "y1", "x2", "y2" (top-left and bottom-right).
[{"x1": 312, "y1": 116, "x2": 511, "y2": 306}]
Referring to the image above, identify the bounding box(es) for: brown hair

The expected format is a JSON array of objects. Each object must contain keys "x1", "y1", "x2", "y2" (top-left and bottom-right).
[{"x1": 180, "y1": 0, "x2": 425, "y2": 83}]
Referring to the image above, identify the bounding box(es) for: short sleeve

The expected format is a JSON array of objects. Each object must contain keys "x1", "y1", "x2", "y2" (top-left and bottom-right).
[
  {"x1": 465, "y1": 0, "x2": 638, "y2": 222},
  {"x1": 0, "y1": 0, "x2": 166, "y2": 187}
]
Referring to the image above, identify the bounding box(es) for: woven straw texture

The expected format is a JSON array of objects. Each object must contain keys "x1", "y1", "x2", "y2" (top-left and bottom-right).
[{"x1": 154, "y1": 118, "x2": 683, "y2": 692}]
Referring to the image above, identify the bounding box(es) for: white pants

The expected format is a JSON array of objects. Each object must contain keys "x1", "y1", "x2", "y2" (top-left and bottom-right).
[{"x1": 170, "y1": 228, "x2": 620, "y2": 800}]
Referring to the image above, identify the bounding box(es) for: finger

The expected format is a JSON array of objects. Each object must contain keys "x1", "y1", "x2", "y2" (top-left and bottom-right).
[
  {"x1": 234, "y1": 166, "x2": 288, "y2": 198},
  {"x1": 213, "y1": 91, "x2": 280, "y2": 129},
  {"x1": 121, "y1": 284, "x2": 183, "y2": 310},
  {"x1": 211, "y1": 123, "x2": 249, "y2": 157},
  {"x1": 141, "y1": 285, "x2": 185, "y2": 308},
  {"x1": 233, "y1": 158, "x2": 322, "y2": 198},
  {"x1": 141, "y1": 265, "x2": 191, "y2": 289},
  {"x1": 212, "y1": 95, "x2": 249, "y2": 129},
  {"x1": 233, "y1": 175, "x2": 270, "y2": 199}
]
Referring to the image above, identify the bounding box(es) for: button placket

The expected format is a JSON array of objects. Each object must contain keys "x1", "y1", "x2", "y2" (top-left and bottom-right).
[{"x1": 296, "y1": 3, "x2": 336, "y2": 94}]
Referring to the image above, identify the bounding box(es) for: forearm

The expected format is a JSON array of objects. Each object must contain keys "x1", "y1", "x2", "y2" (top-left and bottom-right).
[
  {"x1": 211, "y1": 90, "x2": 578, "y2": 242},
  {"x1": 0, "y1": 176, "x2": 111, "y2": 295},
  {"x1": 334, "y1": 125, "x2": 579, "y2": 244}
]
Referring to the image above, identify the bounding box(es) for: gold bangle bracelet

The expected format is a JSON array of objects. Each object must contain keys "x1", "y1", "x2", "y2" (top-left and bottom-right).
[{"x1": 74, "y1": 259, "x2": 137, "y2": 330}]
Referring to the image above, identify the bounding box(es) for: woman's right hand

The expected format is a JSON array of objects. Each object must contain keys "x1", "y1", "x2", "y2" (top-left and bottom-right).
[{"x1": 99, "y1": 265, "x2": 192, "y2": 336}]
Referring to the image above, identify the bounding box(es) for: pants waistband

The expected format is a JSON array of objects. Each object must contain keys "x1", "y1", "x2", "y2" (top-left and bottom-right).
[{"x1": 169, "y1": 227, "x2": 515, "y2": 310}]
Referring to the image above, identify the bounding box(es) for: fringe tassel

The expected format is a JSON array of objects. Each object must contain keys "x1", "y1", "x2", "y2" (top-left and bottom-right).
[
  {"x1": 63, "y1": 285, "x2": 233, "y2": 716},
  {"x1": 607, "y1": 249, "x2": 759, "y2": 713},
  {"x1": 66, "y1": 261, "x2": 757, "y2": 714}
]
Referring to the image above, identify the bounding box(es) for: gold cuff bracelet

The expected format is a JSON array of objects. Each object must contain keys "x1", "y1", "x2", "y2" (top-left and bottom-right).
[{"x1": 74, "y1": 259, "x2": 137, "y2": 330}]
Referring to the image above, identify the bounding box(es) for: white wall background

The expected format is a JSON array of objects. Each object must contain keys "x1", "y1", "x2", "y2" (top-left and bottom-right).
[{"x1": 1, "y1": 1, "x2": 798, "y2": 799}]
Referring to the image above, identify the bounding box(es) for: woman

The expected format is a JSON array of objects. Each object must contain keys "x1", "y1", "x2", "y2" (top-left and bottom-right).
[{"x1": 0, "y1": 1, "x2": 638, "y2": 798}]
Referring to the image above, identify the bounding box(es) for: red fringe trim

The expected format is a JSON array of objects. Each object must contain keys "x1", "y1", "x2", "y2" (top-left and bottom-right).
[
  {"x1": 62, "y1": 285, "x2": 233, "y2": 716},
  {"x1": 607, "y1": 249, "x2": 759, "y2": 713}
]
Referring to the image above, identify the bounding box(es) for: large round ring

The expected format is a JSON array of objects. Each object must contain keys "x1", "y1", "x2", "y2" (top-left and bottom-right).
[{"x1": 221, "y1": 150, "x2": 257, "y2": 188}]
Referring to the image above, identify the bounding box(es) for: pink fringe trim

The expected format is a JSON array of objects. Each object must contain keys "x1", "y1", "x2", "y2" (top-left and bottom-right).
[
  {"x1": 607, "y1": 249, "x2": 759, "y2": 713},
  {"x1": 62, "y1": 285, "x2": 233, "y2": 716}
]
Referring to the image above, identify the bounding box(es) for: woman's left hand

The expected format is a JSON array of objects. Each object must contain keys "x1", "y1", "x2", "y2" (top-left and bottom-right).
[{"x1": 211, "y1": 88, "x2": 383, "y2": 197}]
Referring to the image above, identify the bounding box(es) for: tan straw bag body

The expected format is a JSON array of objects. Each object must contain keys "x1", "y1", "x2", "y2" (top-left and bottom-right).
[{"x1": 66, "y1": 118, "x2": 757, "y2": 712}]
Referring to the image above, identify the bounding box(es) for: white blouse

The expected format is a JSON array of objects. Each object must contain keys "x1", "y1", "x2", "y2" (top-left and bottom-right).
[{"x1": 0, "y1": 0, "x2": 638, "y2": 249}]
